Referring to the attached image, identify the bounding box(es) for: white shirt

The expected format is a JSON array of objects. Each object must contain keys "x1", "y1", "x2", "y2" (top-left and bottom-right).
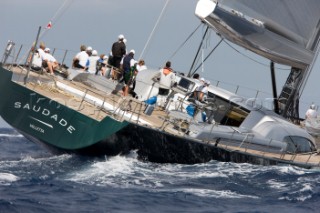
[
  {"x1": 44, "y1": 53, "x2": 57, "y2": 62},
  {"x1": 200, "y1": 85, "x2": 208, "y2": 94},
  {"x1": 88, "y1": 55, "x2": 100, "y2": 73},
  {"x1": 75, "y1": 51, "x2": 89, "y2": 67},
  {"x1": 306, "y1": 109, "x2": 317, "y2": 119},
  {"x1": 158, "y1": 68, "x2": 175, "y2": 89},
  {"x1": 130, "y1": 59, "x2": 135, "y2": 67},
  {"x1": 37, "y1": 48, "x2": 46, "y2": 60},
  {"x1": 137, "y1": 64, "x2": 147, "y2": 71},
  {"x1": 32, "y1": 52, "x2": 42, "y2": 67}
]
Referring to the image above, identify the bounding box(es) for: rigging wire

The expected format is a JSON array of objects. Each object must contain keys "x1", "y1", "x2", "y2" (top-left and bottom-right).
[
  {"x1": 191, "y1": 38, "x2": 223, "y2": 76},
  {"x1": 19, "y1": 0, "x2": 74, "y2": 64},
  {"x1": 223, "y1": 40, "x2": 291, "y2": 71},
  {"x1": 139, "y1": 0, "x2": 171, "y2": 60},
  {"x1": 201, "y1": 48, "x2": 204, "y2": 73},
  {"x1": 196, "y1": 27, "x2": 212, "y2": 74},
  {"x1": 187, "y1": 26, "x2": 209, "y2": 77},
  {"x1": 39, "y1": 0, "x2": 74, "y2": 39},
  {"x1": 167, "y1": 23, "x2": 202, "y2": 60}
]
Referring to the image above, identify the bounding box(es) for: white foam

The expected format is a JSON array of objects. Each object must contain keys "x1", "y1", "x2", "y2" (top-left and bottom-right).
[
  {"x1": 300, "y1": 183, "x2": 312, "y2": 192},
  {"x1": 277, "y1": 165, "x2": 307, "y2": 175},
  {"x1": 267, "y1": 179, "x2": 287, "y2": 190},
  {"x1": 278, "y1": 182, "x2": 314, "y2": 202},
  {"x1": 64, "y1": 154, "x2": 137, "y2": 185},
  {"x1": 0, "y1": 133, "x2": 23, "y2": 138},
  {"x1": 170, "y1": 188, "x2": 259, "y2": 199},
  {"x1": 64, "y1": 157, "x2": 275, "y2": 189},
  {"x1": 0, "y1": 154, "x2": 72, "y2": 170},
  {"x1": 279, "y1": 194, "x2": 312, "y2": 202},
  {"x1": 0, "y1": 172, "x2": 19, "y2": 185}
]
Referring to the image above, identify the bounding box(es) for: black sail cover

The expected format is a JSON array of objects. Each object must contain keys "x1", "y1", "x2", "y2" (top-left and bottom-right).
[{"x1": 195, "y1": 0, "x2": 320, "y2": 69}]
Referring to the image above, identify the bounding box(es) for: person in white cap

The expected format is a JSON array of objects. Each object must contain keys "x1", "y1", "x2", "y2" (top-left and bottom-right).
[
  {"x1": 86, "y1": 46, "x2": 93, "y2": 56},
  {"x1": 95, "y1": 54, "x2": 108, "y2": 76},
  {"x1": 305, "y1": 104, "x2": 318, "y2": 120},
  {"x1": 193, "y1": 77, "x2": 205, "y2": 98},
  {"x1": 110, "y1": 34, "x2": 126, "y2": 80},
  {"x1": 193, "y1": 79, "x2": 210, "y2": 102},
  {"x1": 121, "y1": 49, "x2": 135, "y2": 73},
  {"x1": 121, "y1": 49, "x2": 137, "y2": 96},
  {"x1": 87, "y1": 50, "x2": 99, "y2": 74},
  {"x1": 43, "y1": 47, "x2": 59, "y2": 75}
]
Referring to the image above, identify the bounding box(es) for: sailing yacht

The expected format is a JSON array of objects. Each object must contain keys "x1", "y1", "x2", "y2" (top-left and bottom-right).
[{"x1": 0, "y1": 0, "x2": 320, "y2": 168}]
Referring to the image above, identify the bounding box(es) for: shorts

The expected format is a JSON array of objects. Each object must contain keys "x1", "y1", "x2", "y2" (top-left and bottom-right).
[
  {"x1": 42, "y1": 60, "x2": 48, "y2": 68},
  {"x1": 158, "y1": 88, "x2": 170, "y2": 96}
]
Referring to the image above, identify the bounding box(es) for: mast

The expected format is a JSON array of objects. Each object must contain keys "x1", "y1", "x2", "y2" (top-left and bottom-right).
[{"x1": 270, "y1": 61, "x2": 279, "y2": 114}]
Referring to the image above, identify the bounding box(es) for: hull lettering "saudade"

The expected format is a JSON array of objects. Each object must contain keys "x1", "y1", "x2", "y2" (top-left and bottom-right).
[{"x1": 14, "y1": 102, "x2": 76, "y2": 134}]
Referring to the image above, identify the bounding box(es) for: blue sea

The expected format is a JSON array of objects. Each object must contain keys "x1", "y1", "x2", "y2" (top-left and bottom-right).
[{"x1": 0, "y1": 128, "x2": 320, "y2": 213}]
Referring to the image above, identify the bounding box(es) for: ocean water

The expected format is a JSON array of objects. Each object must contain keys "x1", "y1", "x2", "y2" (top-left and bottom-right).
[{"x1": 0, "y1": 128, "x2": 320, "y2": 213}]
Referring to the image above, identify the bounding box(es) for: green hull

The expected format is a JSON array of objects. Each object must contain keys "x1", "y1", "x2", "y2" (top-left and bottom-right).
[{"x1": 0, "y1": 66, "x2": 129, "y2": 152}]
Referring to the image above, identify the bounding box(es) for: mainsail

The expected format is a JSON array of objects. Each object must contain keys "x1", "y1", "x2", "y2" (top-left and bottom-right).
[{"x1": 195, "y1": 0, "x2": 320, "y2": 120}]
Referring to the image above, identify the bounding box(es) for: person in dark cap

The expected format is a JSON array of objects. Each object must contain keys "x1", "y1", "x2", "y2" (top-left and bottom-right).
[
  {"x1": 193, "y1": 73, "x2": 200, "y2": 79},
  {"x1": 152, "y1": 61, "x2": 176, "y2": 109}
]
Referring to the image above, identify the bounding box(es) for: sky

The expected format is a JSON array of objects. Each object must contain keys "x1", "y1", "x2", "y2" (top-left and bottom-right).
[{"x1": 0, "y1": 0, "x2": 320, "y2": 127}]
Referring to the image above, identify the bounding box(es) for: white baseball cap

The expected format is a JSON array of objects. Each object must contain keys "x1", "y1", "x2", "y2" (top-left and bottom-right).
[
  {"x1": 130, "y1": 49, "x2": 135, "y2": 54},
  {"x1": 44, "y1": 47, "x2": 50, "y2": 52},
  {"x1": 118, "y1": 34, "x2": 125, "y2": 39},
  {"x1": 86, "y1": 46, "x2": 93, "y2": 51},
  {"x1": 92, "y1": 50, "x2": 98, "y2": 56}
]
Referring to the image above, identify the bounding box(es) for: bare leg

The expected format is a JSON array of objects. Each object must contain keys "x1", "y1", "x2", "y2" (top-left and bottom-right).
[
  {"x1": 47, "y1": 61, "x2": 54, "y2": 74},
  {"x1": 123, "y1": 85, "x2": 130, "y2": 96},
  {"x1": 101, "y1": 67, "x2": 106, "y2": 76},
  {"x1": 52, "y1": 61, "x2": 59, "y2": 70}
]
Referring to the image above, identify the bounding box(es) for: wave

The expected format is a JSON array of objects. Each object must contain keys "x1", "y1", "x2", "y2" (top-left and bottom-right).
[
  {"x1": 0, "y1": 133, "x2": 23, "y2": 138},
  {"x1": 63, "y1": 153, "x2": 140, "y2": 186},
  {"x1": 61, "y1": 153, "x2": 314, "y2": 188},
  {"x1": 0, "y1": 128, "x2": 23, "y2": 138},
  {"x1": 166, "y1": 188, "x2": 260, "y2": 199},
  {"x1": 1, "y1": 149, "x2": 319, "y2": 204},
  {"x1": 0, "y1": 172, "x2": 19, "y2": 185}
]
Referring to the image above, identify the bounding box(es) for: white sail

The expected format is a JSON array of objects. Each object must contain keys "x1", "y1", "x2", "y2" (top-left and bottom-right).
[{"x1": 195, "y1": 0, "x2": 320, "y2": 69}]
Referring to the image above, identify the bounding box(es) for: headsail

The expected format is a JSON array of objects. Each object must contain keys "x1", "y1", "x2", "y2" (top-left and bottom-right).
[{"x1": 195, "y1": 0, "x2": 320, "y2": 120}]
